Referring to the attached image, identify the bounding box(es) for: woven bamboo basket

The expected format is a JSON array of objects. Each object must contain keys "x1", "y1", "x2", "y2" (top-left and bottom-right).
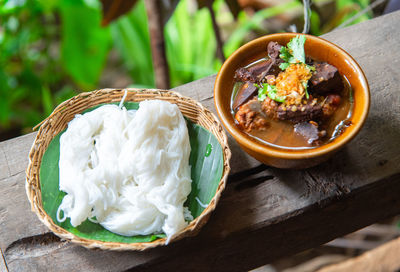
[{"x1": 26, "y1": 88, "x2": 231, "y2": 251}]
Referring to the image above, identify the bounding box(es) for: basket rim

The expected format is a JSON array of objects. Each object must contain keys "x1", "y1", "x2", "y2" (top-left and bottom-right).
[{"x1": 25, "y1": 88, "x2": 231, "y2": 251}]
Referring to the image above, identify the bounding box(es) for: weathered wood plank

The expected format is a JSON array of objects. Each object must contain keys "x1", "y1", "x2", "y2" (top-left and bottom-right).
[
  {"x1": 0, "y1": 146, "x2": 10, "y2": 181},
  {"x1": 0, "y1": 249, "x2": 8, "y2": 272},
  {"x1": 0, "y1": 133, "x2": 36, "y2": 178},
  {"x1": 5, "y1": 173, "x2": 400, "y2": 272},
  {"x1": 135, "y1": 173, "x2": 400, "y2": 272},
  {"x1": 318, "y1": 236, "x2": 400, "y2": 272},
  {"x1": 1, "y1": 10, "x2": 400, "y2": 272},
  {"x1": 172, "y1": 75, "x2": 216, "y2": 103},
  {"x1": 0, "y1": 172, "x2": 48, "y2": 250}
]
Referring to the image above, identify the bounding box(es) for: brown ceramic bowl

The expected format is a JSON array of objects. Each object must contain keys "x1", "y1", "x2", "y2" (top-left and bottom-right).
[{"x1": 214, "y1": 33, "x2": 370, "y2": 169}]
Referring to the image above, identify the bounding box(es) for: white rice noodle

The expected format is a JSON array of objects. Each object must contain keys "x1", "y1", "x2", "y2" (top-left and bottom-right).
[{"x1": 58, "y1": 100, "x2": 193, "y2": 241}]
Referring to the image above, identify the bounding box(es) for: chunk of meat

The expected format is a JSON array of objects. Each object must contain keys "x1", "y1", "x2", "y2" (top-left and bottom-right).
[
  {"x1": 261, "y1": 97, "x2": 279, "y2": 118},
  {"x1": 309, "y1": 62, "x2": 344, "y2": 94},
  {"x1": 294, "y1": 121, "x2": 327, "y2": 145},
  {"x1": 234, "y1": 41, "x2": 284, "y2": 84},
  {"x1": 294, "y1": 122, "x2": 320, "y2": 145},
  {"x1": 276, "y1": 102, "x2": 323, "y2": 123},
  {"x1": 235, "y1": 99, "x2": 269, "y2": 131},
  {"x1": 322, "y1": 94, "x2": 341, "y2": 117},
  {"x1": 261, "y1": 93, "x2": 342, "y2": 123},
  {"x1": 267, "y1": 41, "x2": 282, "y2": 59},
  {"x1": 262, "y1": 97, "x2": 323, "y2": 123},
  {"x1": 234, "y1": 59, "x2": 283, "y2": 83},
  {"x1": 235, "y1": 59, "x2": 276, "y2": 83},
  {"x1": 266, "y1": 41, "x2": 284, "y2": 75},
  {"x1": 232, "y1": 82, "x2": 258, "y2": 110}
]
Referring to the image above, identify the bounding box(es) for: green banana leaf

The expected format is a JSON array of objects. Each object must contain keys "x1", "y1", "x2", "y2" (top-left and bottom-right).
[{"x1": 40, "y1": 102, "x2": 224, "y2": 243}]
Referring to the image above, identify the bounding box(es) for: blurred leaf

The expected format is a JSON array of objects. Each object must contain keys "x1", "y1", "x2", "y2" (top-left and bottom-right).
[
  {"x1": 0, "y1": 70, "x2": 10, "y2": 126},
  {"x1": 54, "y1": 86, "x2": 78, "y2": 105},
  {"x1": 323, "y1": 0, "x2": 372, "y2": 31},
  {"x1": 5, "y1": 16, "x2": 19, "y2": 32},
  {"x1": 0, "y1": 3, "x2": 43, "y2": 128},
  {"x1": 310, "y1": 10, "x2": 321, "y2": 35},
  {"x1": 110, "y1": 0, "x2": 154, "y2": 86},
  {"x1": 100, "y1": 0, "x2": 138, "y2": 26},
  {"x1": 59, "y1": 0, "x2": 111, "y2": 90},
  {"x1": 82, "y1": 0, "x2": 101, "y2": 9},
  {"x1": 36, "y1": 0, "x2": 58, "y2": 13},
  {"x1": 321, "y1": 4, "x2": 356, "y2": 32},
  {"x1": 19, "y1": 66, "x2": 42, "y2": 92},
  {"x1": 165, "y1": 0, "x2": 193, "y2": 85},
  {"x1": 13, "y1": 106, "x2": 42, "y2": 128},
  {"x1": 41, "y1": 86, "x2": 53, "y2": 116},
  {"x1": 337, "y1": 0, "x2": 370, "y2": 9},
  {"x1": 100, "y1": 0, "x2": 178, "y2": 26},
  {"x1": 224, "y1": 0, "x2": 301, "y2": 57},
  {"x1": 0, "y1": 0, "x2": 27, "y2": 14},
  {"x1": 165, "y1": 0, "x2": 218, "y2": 87}
]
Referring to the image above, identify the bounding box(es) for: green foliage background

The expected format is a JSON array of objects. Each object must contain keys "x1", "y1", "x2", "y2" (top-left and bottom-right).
[{"x1": 0, "y1": 0, "x2": 373, "y2": 138}]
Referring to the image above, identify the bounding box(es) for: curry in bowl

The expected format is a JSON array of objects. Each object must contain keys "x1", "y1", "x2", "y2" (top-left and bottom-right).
[{"x1": 231, "y1": 35, "x2": 352, "y2": 149}]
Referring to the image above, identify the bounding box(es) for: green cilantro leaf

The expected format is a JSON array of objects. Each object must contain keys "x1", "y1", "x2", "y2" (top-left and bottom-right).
[
  {"x1": 279, "y1": 46, "x2": 292, "y2": 63},
  {"x1": 279, "y1": 62, "x2": 290, "y2": 70},
  {"x1": 287, "y1": 35, "x2": 306, "y2": 64},
  {"x1": 306, "y1": 64, "x2": 315, "y2": 71},
  {"x1": 258, "y1": 89, "x2": 267, "y2": 101},
  {"x1": 256, "y1": 83, "x2": 286, "y2": 103},
  {"x1": 279, "y1": 35, "x2": 309, "y2": 70},
  {"x1": 302, "y1": 81, "x2": 309, "y2": 99}
]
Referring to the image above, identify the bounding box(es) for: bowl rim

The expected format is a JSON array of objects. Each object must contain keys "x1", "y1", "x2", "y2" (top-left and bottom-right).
[
  {"x1": 214, "y1": 33, "x2": 370, "y2": 160},
  {"x1": 26, "y1": 88, "x2": 231, "y2": 251}
]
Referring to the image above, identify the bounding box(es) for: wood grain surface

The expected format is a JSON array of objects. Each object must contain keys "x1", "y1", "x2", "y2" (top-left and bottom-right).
[
  {"x1": 1, "y1": 10, "x2": 400, "y2": 272},
  {"x1": 317, "y1": 236, "x2": 400, "y2": 272},
  {"x1": 0, "y1": 249, "x2": 8, "y2": 272}
]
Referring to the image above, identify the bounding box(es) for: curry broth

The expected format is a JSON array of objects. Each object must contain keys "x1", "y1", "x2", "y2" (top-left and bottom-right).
[{"x1": 231, "y1": 75, "x2": 353, "y2": 150}]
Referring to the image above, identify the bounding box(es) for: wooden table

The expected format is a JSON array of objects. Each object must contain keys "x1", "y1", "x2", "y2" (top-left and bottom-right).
[{"x1": 1, "y1": 11, "x2": 400, "y2": 272}]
